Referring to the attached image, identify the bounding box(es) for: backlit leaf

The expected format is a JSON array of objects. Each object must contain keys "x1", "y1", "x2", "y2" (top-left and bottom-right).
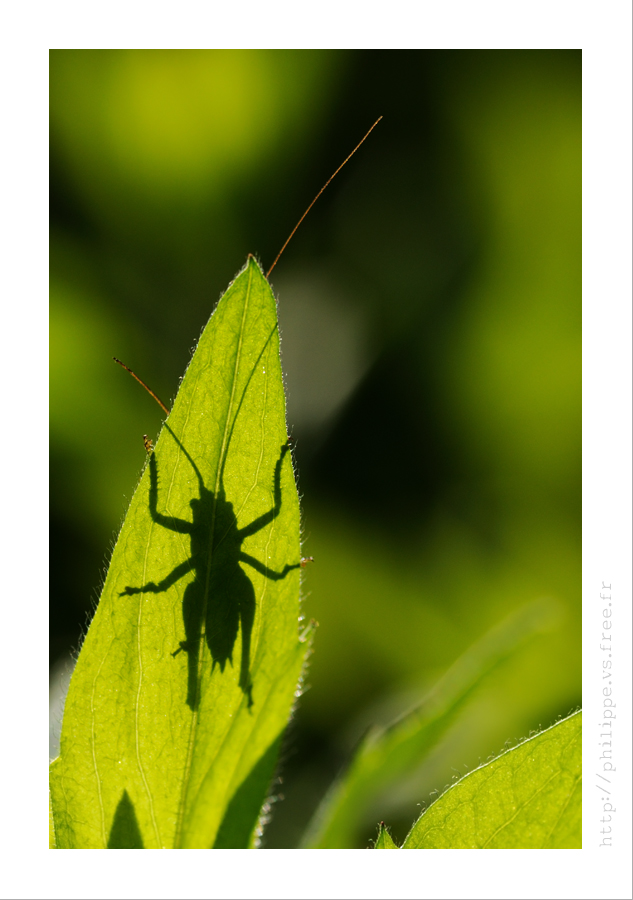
[
  {"x1": 374, "y1": 823, "x2": 398, "y2": 849},
  {"x1": 50, "y1": 257, "x2": 311, "y2": 848},
  {"x1": 400, "y1": 710, "x2": 581, "y2": 849}
]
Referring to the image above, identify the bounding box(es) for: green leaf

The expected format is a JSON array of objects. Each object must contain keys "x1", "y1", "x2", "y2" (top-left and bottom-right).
[
  {"x1": 50, "y1": 257, "x2": 311, "y2": 848},
  {"x1": 401, "y1": 710, "x2": 581, "y2": 849},
  {"x1": 303, "y1": 599, "x2": 558, "y2": 848},
  {"x1": 374, "y1": 822, "x2": 398, "y2": 849}
]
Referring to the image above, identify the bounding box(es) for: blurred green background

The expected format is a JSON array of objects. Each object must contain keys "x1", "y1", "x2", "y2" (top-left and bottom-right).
[{"x1": 50, "y1": 49, "x2": 581, "y2": 848}]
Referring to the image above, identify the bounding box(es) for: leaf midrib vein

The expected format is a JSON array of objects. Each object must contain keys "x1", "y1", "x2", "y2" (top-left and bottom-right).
[{"x1": 173, "y1": 263, "x2": 254, "y2": 848}]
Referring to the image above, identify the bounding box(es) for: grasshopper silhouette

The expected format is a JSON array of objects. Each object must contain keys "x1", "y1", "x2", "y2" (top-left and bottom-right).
[
  {"x1": 115, "y1": 118, "x2": 383, "y2": 714},
  {"x1": 121, "y1": 431, "x2": 299, "y2": 710}
]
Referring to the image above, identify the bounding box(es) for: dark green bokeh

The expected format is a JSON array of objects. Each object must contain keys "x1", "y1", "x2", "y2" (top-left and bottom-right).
[{"x1": 50, "y1": 49, "x2": 581, "y2": 848}]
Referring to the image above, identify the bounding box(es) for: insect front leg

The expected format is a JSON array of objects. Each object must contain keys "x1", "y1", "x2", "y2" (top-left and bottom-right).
[
  {"x1": 120, "y1": 557, "x2": 195, "y2": 596},
  {"x1": 237, "y1": 442, "x2": 290, "y2": 540}
]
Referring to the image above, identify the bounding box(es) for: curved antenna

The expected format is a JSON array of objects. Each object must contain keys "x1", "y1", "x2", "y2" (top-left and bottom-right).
[
  {"x1": 163, "y1": 424, "x2": 205, "y2": 495},
  {"x1": 266, "y1": 116, "x2": 383, "y2": 279},
  {"x1": 216, "y1": 322, "x2": 279, "y2": 495},
  {"x1": 113, "y1": 358, "x2": 170, "y2": 416},
  {"x1": 114, "y1": 327, "x2": 275, "y2": 499},
  {"x1": 114, "y1": 357, "x2": 204, "y2": 492}
]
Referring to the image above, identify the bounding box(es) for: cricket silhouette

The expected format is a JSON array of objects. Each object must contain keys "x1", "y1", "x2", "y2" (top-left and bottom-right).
[
  {"x1": 120, "y1": 426, "x2": 300, "y2": 711},
  {"x1": 115, "y1": 115, "x2": 382, "y2": 713}
]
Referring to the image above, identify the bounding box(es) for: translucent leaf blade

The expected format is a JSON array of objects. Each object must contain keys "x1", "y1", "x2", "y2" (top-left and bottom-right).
[
  {"x1": 374, "y1": 823, "x2": 399, "y2": 849},
  {"x1": 401, "y1": 710, "x2": 581, "y2": 849},
  {"x1": 50, "y1": 257, "x2": 309, "y2": 849}
]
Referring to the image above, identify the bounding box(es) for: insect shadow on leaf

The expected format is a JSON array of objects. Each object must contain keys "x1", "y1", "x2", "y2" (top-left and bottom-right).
[
  {"x1": 121, "y1": 427, "x2": 299, "y2": 711},
  {"x1": 107, "y1": 789, "x2": 145, "y2": 849}
]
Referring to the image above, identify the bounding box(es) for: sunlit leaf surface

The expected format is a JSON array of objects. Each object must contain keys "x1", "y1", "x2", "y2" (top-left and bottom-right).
[
  {"x1": 50, "y1": 258, "x2": 310, "y2": 848},
  {"x1": 373, "y1": 823, "x2": 398, "y2": 849},
  {"x1": 397, "y1": 710, "x2": 581, "y2": 849}
]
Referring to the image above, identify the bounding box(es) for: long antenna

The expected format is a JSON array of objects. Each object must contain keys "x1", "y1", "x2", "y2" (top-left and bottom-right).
[
  {"x1": 266, "y1": 116, "x2": 383, "y2": 279},
  {"x1": 113, "y1": 357, "x2": 170, "y2": 416}
]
